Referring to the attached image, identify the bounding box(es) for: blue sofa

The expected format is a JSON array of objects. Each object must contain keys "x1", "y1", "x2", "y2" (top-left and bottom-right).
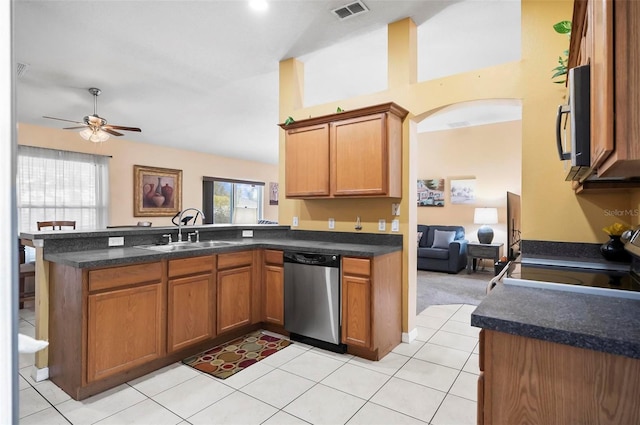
[{"x1": 417, "y1": 225, "x2": 468, "y2": 273}]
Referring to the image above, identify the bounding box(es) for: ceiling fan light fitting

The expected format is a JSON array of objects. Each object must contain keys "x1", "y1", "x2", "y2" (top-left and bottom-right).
[{"x1": 79, "y1": 127, "x2": 109, "y2": 143}]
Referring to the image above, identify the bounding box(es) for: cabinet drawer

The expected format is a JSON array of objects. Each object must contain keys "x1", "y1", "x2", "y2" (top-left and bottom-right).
[
  {"x1": 89, "y1": 262, "x2": 162, "y2": 292},
  {"x1": 168, "y1": 255, "x2": 214, "y2": 278},
  {"x1": 343, "y1": 257, "x2": 370, "y2": 276},
  {"x1": 468, "y1": 246, "x2": 498, "y2": 258},
  {"x1": 264, "y1": 249, "x2": 283, "y2": 265},
  {"x1": 218, "y1": 250, "x2": 253, "y2": 270}
]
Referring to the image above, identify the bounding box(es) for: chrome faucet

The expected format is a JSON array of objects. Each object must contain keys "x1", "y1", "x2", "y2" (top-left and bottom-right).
[{"x1": 177, "y1": 208, "x2": 205, "y2": 242}]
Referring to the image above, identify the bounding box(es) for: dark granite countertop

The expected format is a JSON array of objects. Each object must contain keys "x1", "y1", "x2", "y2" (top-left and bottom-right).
[
  {"x1": 45, "y1": 238, "x2": 402, "y2": 268},
  {"x1": 471, "y1": 283, "x2": 640, "y2": 360}
]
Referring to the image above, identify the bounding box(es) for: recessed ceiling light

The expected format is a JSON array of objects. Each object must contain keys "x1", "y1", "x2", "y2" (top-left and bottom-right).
[{"x1": 249, "y1": 0, "x2": 268, "y2": 11}]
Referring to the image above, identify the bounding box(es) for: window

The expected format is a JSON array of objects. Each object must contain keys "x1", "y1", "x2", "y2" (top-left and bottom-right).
[
  {"x1": 16, "y1": 146, "x2": 110, "y2": 232},
  {"x1": 202, "y1": 177, "x2": 263, "y2": 224}
]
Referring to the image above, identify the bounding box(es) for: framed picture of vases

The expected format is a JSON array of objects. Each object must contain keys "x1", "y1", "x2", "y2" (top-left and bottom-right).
[{"x1": 133, "y1": 165, "x2": 183, "y2": 217}]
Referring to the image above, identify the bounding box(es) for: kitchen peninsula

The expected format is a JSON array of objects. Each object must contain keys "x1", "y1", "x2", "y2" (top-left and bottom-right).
[
  {"x1": 472, "y1": 283, "x2": 640, "y2": 424},
  {"x1": 21, "y1": 225, "x2": 402, "y2": 400}
]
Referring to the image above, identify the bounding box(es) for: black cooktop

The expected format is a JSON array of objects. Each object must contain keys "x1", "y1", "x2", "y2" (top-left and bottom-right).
[{"x1": 508, "y1": 262, "x2": 640, "y2": 293}]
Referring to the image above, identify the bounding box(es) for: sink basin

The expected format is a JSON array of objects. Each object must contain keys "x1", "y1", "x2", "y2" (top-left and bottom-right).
[{"x1": 135, "y1": 240, "x2": 239, "y2": 252}]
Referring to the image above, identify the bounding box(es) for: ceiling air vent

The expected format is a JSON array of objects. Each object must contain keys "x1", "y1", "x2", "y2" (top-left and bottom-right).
[
  {"x1": 332, "y1": 1, "x2": 369, "y2": 20},
  {"x1": 17, "y1": 62, "x2": 30, "y2": 78}
]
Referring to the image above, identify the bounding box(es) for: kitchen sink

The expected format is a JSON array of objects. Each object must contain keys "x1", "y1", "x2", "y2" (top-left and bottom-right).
[{"x1": 135, "y1": 240, "x2": 239, "y2": 252}]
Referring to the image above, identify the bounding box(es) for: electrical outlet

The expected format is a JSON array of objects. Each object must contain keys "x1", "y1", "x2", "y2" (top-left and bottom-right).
[
  {"x1": 242, "y1": 230, "x2": 253, "y2": 238},
  {"x1": 328, "y1": 218, "x2": 335, "y2": 229},
  {"x1": 292, "y1": 216, "x2": 299, "y2": 227},
  {"x1": 391, "y1": 219, "x2": 400, "y2": 232},
  {"x1": 378, "y1": 219, "x2": 386, "y2": 231},
  {"x1": 108, "y1": 236, "x2": 124, "y2": 247},
  {"x1": 392, "y1": 203, "x2": 400, "y2": 216}
]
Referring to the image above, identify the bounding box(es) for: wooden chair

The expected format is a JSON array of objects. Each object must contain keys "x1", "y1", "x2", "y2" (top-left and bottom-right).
[
  {"x1": 19, "y1": 221, "x2": 76, "y2": 309},
  {"x1": 18, "y1": 241, "x2": 35, "y2": 309},
  {"x1": 37, "y1": 220, "x2": 76, "y2": 230}
]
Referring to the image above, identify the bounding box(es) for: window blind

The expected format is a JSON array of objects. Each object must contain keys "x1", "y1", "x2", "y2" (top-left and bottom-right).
[{"x1": 16, "y1": 146, "x2": 110, "y2": 232}]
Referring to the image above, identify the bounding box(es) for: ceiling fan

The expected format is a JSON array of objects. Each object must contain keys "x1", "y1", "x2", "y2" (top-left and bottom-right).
[{"x1": 43, "y1": 87, "x2": 142, "y2": 143}]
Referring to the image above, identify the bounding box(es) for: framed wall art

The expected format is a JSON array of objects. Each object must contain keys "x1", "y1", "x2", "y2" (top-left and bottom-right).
[
  {"x1": 134, "y1": 165, "x2": 183, "y2": 217},
  {"x1": 269, "y1": 182, "x2": 279, "y2": 205},
  {"x1": 417, "y1": 179, "x2": 445, "y2": 207},
  {"x1": 450, "y1": 178, "x2": 476, "y2": 204}
]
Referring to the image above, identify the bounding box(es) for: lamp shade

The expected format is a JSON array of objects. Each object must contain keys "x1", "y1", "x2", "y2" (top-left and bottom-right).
[
  {"x1": 79, "y1": 128, "x2": 110, "y2": 143},
  {"x1": 474, "y1": 207, "x2": 498, "y2": 244},
  {"x1": 474, "y1": 208, "x2": 498, "y2": 225}
]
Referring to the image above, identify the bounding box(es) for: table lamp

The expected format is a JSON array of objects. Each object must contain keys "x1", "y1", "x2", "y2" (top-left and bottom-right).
[{"x1": 474, "y1": 207, "x2": 498, "y2": 244}]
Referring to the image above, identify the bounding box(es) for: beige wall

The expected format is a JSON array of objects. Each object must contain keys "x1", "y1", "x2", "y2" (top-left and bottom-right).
[
  {"x1": 417, "y1": 120, "x2": 522, "y2": 247},
  {"x1": 17, "y1": 123, "x2": 279, "y2": 226}
]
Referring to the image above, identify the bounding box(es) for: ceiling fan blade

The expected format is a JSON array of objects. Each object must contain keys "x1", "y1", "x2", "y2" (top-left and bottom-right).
[
  {"x1": 43, "y1": 116, "x2": 84, "y2": 124},
  {"x1": 104, "y1": 124, "x2": 142, "y2": 132},
  {"x1": 62, "y1": 126, "x2": 89, "y2": 130},
  {"x1": 102, "y1": 128, "x2": 124, "y2": 137}
]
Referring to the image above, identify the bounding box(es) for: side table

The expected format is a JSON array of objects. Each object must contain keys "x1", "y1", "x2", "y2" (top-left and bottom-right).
[{"x1": 467, "y1": 243, "x2": 504, "y2": 274}]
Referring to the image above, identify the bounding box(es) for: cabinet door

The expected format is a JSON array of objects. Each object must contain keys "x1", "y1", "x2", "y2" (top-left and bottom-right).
[
  {"x1": 263, "y1": 264, "x2": 284, "y2": 325},
  {"x1": 87, "y1": 283, "x2": 163, "y2": 383},
  {"x1": 341, "y1": 274, "x2": 371, "y2": 348},
  {"x1": 217, "y1": 266, "x2": 252, "y2": 334},
  {"x1": 285, "y1": 124, "x2": 330, "y2": 197},
  {"x1": 589, "y1": 0, "x2": 615, "y2": 168},
  {"x1": 167, "y1": 274, "x2": 215, "y2": 353},
  {"x1": 331, "y1": 113, "x2": 388, "y2": 196}
]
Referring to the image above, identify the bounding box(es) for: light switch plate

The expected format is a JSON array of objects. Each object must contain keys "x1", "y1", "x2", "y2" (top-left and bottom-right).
[
  {"x1": 378, "y1": 219, "x2": 386, "y2": 231},
  {"x1": 292, "y1": 216, "x2": 299, "y2": 227},
  {"x1": 391, "y1": 219, "x2": 400, "y2": 232},
  {"x1": 108, "y1": 236, "x2": 124, "y2": 247},
  {"x1": 242, "y1": 230, "x2": 253, "y2": 238},
  {"x1": 328, "y1": 218, "x2": 335, "y2": 229},
  {"x1": 392, "y1": 203, "x2": 400, "y2": 216}
]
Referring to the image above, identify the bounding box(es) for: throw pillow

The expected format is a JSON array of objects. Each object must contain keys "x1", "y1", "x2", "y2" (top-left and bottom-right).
[
  {"x1": 417, "y1": 231, "x2": 423, "y2": 247},
  {"x1": 431, "y1": 229, "x2": 456, "y2": 249}
]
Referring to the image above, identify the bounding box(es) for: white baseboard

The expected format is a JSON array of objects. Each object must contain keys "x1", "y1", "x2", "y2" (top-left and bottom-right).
[
  {"x1": 31, "y1": 366, "x2": 49, "y2": 382},
  {"x1": 402, "y1": 328, "x2": 417, "y2": 343}
]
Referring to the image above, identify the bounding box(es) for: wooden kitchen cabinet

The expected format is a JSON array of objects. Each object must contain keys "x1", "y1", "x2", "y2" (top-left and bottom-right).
[
  {"x1": 167, "y1": 255, "x2": 215, "y2": 353},
  {"x1": 478, "y1": 329, "x2": 640, "y2": 424},
  {"x1": 285, "y1": 124, "x2": 330, "y2": 197},
  {"x1": 216, "y1": 250, "x2": 253, "y2": 334},
  {"x1": 280, "y1": 102, "x2": 408, "y2": 199},
  {"x1": 85, "y1": 263, "x2": 164, "y2": 383},
  {"x1": 263, "y1": 249, "x2": 284, "y2": 326},
  {"x1": 341, "y1": 252, "x2": 402, "y2": 360},
  {"x1": 569, "y1": 0, "x2": 640, "y2": 179}
]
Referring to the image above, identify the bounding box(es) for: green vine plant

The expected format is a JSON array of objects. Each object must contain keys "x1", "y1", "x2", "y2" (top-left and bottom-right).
[{"x1": 552, "y1": 20, "x2": 572, "y2": 84}]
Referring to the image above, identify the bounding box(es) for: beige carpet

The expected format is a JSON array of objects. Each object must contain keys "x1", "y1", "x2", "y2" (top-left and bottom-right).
[{"x1": 416, "y1": 269, "x2": 494, "y2": 313}]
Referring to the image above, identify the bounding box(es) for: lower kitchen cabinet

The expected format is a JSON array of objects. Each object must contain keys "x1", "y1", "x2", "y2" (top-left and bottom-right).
[
  {"x1": 87, "y1": 282, "x2": 163, "y2": 383},
  {"x1": 341, "y1": 251, "x2": 401, "y2": 360},
  {"x1": 217, "y1": 250, "x2": 253, "y2": 334},
  {"x1": 263, "y1": 249, "x2": 284, "y2": 326},
  {"x1": 48, "y1": 260, "x2": 166, "y2": 399},
  {"x1": 167, "y1": 255, "x2": 216, "y2": 353},
  {"x1": 479, "y1": 329, "x2": 640, "y2": 424}
]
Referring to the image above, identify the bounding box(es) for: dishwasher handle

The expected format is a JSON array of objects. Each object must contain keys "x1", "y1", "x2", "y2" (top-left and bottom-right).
[{"x1": 284, "y1": 252, "x2": 340, "y2": 267}]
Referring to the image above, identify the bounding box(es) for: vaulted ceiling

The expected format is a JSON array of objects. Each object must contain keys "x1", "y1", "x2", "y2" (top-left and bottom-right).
[{"x1": 14, "y1": 0, "x2": 521, "y2": 164}]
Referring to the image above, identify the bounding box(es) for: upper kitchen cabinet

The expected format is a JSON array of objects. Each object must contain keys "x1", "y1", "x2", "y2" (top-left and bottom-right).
[
  {"x1": 569, "y1": 0, "x2": 640, "y2": 178},
  {"x1": 280, "y1": 102, "x2": 409, "y2": 198}
]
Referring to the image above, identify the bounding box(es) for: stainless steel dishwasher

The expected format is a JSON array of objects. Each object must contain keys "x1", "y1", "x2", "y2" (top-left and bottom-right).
[{"x1": 283, "y1": 251, "x2": 346, "y2": 353}]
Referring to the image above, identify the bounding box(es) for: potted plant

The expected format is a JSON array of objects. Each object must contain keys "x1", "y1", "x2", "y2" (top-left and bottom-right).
[{"x1": 552, "y1": 20, "x2": 572, "y2": 84}]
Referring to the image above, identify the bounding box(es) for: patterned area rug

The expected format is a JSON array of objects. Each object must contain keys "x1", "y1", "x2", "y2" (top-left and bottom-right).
[{"x1": 182, "y1": 331, "x2": 292, "y2": 379}]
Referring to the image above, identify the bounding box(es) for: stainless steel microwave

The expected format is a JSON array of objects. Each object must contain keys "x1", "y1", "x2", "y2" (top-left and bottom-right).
[{"x1": 556, "y1": 64, "x2": 591, "y2": 181}]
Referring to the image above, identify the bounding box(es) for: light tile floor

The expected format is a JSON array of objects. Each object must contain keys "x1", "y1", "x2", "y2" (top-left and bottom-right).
[{"x1": 18, "y1": 303, "x2": 479, "y2": 425}]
